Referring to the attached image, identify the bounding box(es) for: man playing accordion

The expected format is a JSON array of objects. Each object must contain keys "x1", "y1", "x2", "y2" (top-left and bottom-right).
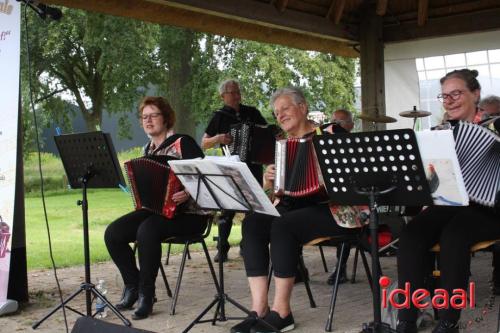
[
  {"x1": 230, "y1": 87, "x2": 358, "y2": 333},
  {"x1": 396, "y1": 69, "x2": 500, "y2": 333}
]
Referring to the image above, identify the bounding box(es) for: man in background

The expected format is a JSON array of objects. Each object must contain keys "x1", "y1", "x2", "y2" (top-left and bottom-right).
[{"x1": 202, "y1": 79, "x2": 267, "y2": 262}]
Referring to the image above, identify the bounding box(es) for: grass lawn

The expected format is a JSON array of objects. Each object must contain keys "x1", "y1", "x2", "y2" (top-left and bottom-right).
[{"x1": 25, "y1": 189, "x2": 242, "y2": 270}]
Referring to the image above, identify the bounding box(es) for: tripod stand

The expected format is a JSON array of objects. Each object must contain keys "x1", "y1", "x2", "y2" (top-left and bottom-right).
[
  {"x1": 168, "y1": 163, "x2": 279, "y2": 333},
  {"x1": 33, "y1": 132, "x2": 130, "y2": 329},
  {"x1": 313, "y1": 129, "x2": 432, "y2": 333}
]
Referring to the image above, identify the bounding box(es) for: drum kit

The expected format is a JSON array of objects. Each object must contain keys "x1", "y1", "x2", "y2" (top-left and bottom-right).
[{"x1": 357, "y1": 105, "x2": 432, "y2": 130}]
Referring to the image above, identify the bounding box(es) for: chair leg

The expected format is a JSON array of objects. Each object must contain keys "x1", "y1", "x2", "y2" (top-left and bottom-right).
[
  {"x1": 351, "y1": 245, "x2": 360, "y2": 284},
  {"x1": 298, "y1": 254, "x2": 316, "y2": 308},
  {"x1": 170, "y1": 241, "x2": 190, "y2": 315},
  {"x1": 359, "y1": 249, "x2": 373, "y2": 291},
  {"x1": 319, "y1": 245, "x2": 328, "y2": 273},
  {"x1": 187, "y1": 246, "x2": 192, "y2": 260},
  {"x1": 159, "y1": 261, "x2": 173, "y2": 298},
  {"x1": 325, "y1": 242, "x2": 346, "y2": 332},
  {"x1": 165, "y1": 243, "x2": 172, "y2": 266}
]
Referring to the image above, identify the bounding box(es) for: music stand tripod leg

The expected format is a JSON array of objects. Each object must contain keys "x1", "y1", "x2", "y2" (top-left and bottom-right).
[{"x1": 32, "y1": 173, "x2": 131, "y2": 329}]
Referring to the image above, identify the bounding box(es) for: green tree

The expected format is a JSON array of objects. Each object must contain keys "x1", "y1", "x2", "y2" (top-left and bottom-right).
[
  {"x1": 221, "y1": 40, "x2": 356, "y2": 120},
  {"x1": 21, "y1": 8, "x2": 156, "y2": 144}
]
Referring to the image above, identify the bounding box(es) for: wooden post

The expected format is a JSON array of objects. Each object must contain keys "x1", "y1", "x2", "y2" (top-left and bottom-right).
[{"x1": 359, "y1": 4, "x2": 386, "y2": 131}]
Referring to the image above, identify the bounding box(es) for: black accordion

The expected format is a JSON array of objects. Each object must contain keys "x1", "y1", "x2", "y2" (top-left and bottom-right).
[
  {"x1": 453, "y1": 122, "x2": 500, "y2": 207},
  {"x1": 274, "y1": 137, "x2": 325, "y2": 197},
  {"x1": 228, "y1": 122, "x2": 278, "y2": 164},
  {"x1": 124, "y1": 156, "x2": 182, "y2": 218}
]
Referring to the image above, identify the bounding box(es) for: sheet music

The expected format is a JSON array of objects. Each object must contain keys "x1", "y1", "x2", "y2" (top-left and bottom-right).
[
  {"x1": 169, "y1": 158, "x2": 280, "y2": 216},
  {"x1": 416, "y1": 130, "x2": 469, "y2": 206}
]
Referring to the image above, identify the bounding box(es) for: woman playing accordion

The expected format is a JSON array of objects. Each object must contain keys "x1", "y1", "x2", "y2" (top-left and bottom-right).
[
  {"x1": 396, "y1": 69, "x2": 500, "y2": 333},
  {"x1": 104, "y1": 96, "x2": 207, "y2": 320},
  {"x1": 230, "y1": 87, "x2": 358, "y2": 333}
]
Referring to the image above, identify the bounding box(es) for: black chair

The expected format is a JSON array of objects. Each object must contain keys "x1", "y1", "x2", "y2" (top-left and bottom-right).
[
  {"x1": 133, "y1": 215, "x2": 219, "y2": 315},
  {"x1": 306, "y1": 232, "x2": 373, "y2": 332}
]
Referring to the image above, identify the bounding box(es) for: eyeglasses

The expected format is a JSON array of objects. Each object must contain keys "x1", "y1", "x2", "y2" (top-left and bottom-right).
[
  {"x1": 141, "y1": 113, "x2": 162, "y2": 120},
  {"x1": 437, "y1": 90, "x2": 464, "y2": 103}
]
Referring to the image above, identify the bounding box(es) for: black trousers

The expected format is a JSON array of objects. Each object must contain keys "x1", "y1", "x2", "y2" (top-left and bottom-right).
[
  {"x1": 242, "y1": 203, "x2": 356, "y2": 278},
  {"x1": 397, "y1": 205, "x2": 500, "y2": 322},
  {"x1": 104, "y1": 210, "x2": 207, "y2": 295}
]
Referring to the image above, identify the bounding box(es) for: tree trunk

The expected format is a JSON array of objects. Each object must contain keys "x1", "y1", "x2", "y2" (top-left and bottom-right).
[{"x1": 166, "y1": 31, "x2": 196, "y2": 136}]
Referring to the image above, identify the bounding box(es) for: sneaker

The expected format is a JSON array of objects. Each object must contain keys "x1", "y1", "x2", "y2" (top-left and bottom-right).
[
  {"x1": 431, "y1": 320, "x2": 459, "y2": 333},
  {"x1": 396, "y1": 320, "x2": 417, "y2": 333},
  {"x1": 250, "y1": 310, "x2": 294, "y2": 333},
  {"x1": 326, "y1": 267, "x2": 348, "y2": 285},
  {"x1": 230, "y1": 311, "x2": 258, "y2": 333}
]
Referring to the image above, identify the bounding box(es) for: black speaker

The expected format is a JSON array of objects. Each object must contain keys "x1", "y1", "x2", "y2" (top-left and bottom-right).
[{"x1": 71, "y1": 317, "x2": 156, "y2": 333}]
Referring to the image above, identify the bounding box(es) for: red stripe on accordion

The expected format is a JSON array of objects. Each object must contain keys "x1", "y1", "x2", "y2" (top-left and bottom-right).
[{"x1": 279, "y1": 138, "x2": 323, "y2": 197}]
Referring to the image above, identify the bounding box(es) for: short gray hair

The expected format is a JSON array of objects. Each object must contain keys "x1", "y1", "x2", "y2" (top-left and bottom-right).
[
  {"x1": 332, "y1": 109, "x2": 353, "y2": 122},
  {"x1": 218, "y1": 79, "x2": 240, "y2": 95},
  {"x1": 270, "y1": 87, "x2": 307, "y2": 112},
  {"x1": 478, "y1": 95, "x2": 500, "y2": 111}
]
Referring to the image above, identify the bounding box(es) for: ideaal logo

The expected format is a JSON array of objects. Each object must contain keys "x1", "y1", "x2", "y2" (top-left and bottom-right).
[
  {"x1": 0, "y1": 0, "x2": 13, "y2": 15},
  {"x1": 380, "y1": 276, "x2": 475, "y2": 310}
]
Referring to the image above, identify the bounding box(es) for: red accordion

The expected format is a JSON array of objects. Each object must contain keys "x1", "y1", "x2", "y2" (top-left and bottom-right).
[
  {"x1": 274, "y1": 137, "x2": 325, "y2": 197},
  {"x1": 124, "y1": 156, "x2": 182, "y2": 219}
]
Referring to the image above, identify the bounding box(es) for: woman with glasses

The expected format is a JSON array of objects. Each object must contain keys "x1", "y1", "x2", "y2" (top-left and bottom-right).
[
  {"x1": 396, "y1": 69, "x2": 500, "y2": 333},
  {"x1": 104, "y1": 96, "x2": 207, "y2": 320}
]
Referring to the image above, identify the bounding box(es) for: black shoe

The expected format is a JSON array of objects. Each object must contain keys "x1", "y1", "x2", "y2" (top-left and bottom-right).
[
  {"x1": 214, "y1": 245, "x2": 230, "y2": 263},
  {"x1": 431, "y1": 320, "x2": 459, "y2": 333},
  {"x1": 396, "y1": 320, "x2": 417, "y2": 333},
  {"x1": 115, "y1": 285, "x2": 138, "y2": 310},
  {"x1": 230, "y1": 311, "x2": 258, "y2": 333},
  {"x1": 131, "y1": 294, "x2": 155, "y2": 320},
  {"x1": 327, "y1": 267, "x2": 348, "y2": 285},
  {"x1": 250, "y1": 310, "x2": 294, "y2": 333}
]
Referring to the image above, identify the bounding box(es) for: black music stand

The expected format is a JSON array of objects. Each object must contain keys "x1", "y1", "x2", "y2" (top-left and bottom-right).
[
  {"x1": 172, "y1": 168, "x2": 279, "y2": 333},
  {"x1": 33, "y1": 131, "x2": 130, "y2": 329},
  {"x1": 313, "y1": 129, "x2": 433, "y2": 333}
]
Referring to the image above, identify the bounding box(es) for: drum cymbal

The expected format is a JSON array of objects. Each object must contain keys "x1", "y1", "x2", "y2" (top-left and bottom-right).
[
  {"x1": 358, "y1": 113, "x2": 397, "y2": 123},
  {"x1": 399, "y1": 106, "x2": 432, "y2": 118}
]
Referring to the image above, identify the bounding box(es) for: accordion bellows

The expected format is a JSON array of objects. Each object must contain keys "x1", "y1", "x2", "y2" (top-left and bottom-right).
[
  {"x1": 274, "y1": 137, "x2": 325, "y2": 197},
  {"x1": 454, "y1": 122, "x2": 500, "y2": 207},
  {"x1": 124, "y1": 156, "x2": 182, "y2": 218}
]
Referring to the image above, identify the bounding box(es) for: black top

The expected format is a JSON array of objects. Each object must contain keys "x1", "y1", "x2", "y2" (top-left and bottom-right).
[
  {"x1": 205, "y1": 104, "x2": 267, "y2": 137},
  {"x1": 205, "y1": 104, "x2": 267, "y2": 182}
]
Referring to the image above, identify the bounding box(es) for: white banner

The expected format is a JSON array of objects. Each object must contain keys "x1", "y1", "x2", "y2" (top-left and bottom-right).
[{"x1": 0, "y1": 0, "x2": 21, "y2": 305}]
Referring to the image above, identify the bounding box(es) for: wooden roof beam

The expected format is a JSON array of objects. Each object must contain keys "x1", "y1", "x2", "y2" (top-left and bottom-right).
[
  {"x1": 273, "y1": 0, "x2": 289, "y2": 13},
  {"x1": 418, "y1": 0, "x2": 429, "y2": 26},
  {"x1": 384, "y1": 7, "x2": 500, "y2": 42},
  {"x1": 43, "y1": 0, "x2": 359, "y2": 57},
  {"x1": 326, "y1": 0, "x2": 346, "y2": 25},
  {"x1": 376, "y1": 0, "x2": 388, "y2": 16}
]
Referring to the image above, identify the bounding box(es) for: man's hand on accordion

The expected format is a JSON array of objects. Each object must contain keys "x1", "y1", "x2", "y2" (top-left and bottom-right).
[
  {"x1": 217, "y1": 133, "x2": 233, "y2": 145},
  {"x1": 172, "y1": 189, "x2": 190, "y2": 205}
]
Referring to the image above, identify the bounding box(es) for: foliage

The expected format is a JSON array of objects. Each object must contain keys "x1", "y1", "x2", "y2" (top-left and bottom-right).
[
  {"x1": 20, "y1": 7, "x2": 156, "y2": 152},
  {"x1": 20, "y1": 7, "x2": 356, "y2": 151},
  {"x1": 221, "y1": 40, "x2": 356, "y2": 120}
]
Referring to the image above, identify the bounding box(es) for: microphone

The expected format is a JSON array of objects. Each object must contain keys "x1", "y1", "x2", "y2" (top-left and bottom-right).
[{"x1": 17, "y1": 0, "x2": 62, "y2": 20}]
